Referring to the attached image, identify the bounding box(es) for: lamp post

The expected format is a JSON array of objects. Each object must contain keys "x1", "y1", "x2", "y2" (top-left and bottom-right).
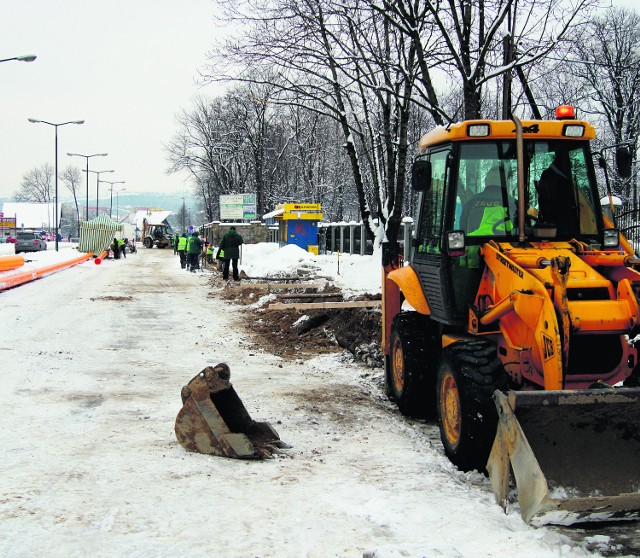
[
  {"x1": 68, "y1": 152, "x2": 108, "y2": 221},
  {"x1": 101, "y1": 180, "x2": 125, "y2": 218},
  {"x1": 83, "y1": 169, "x2": 114, "y2": 217},
  {"x1": 181, "y1": 197, "x2": 186, "y2": 234},
  {"x1": 0, "y1": 54, "x2": 37, "y2": 63},
  {"x1": 28, "y1": 118, "x2": 85, "y2": 251},
  {"x1": 115, "y1": 187, "x2": 126, "y2": 220}
]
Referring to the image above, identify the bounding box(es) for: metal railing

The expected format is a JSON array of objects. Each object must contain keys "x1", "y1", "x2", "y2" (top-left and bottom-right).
[
  {"x1": 263, "y1": 219, "x2": 416, "y2": 260},
  {"x1": 617, "y1": 208, "x2": 640, "y2": 253},
  {"x1": 318, "y1": 220, "x2": 414, "y2": 261}
]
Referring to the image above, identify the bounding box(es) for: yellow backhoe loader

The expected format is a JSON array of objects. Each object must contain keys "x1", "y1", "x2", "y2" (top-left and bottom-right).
[{"x1": 382, "y1": 106, "x2": 640, "y2": 525}]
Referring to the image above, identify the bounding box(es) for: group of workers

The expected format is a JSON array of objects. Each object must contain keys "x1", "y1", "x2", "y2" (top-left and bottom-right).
[
  {"x1": 174, "y1": 231, "x2": 203, "y2": 271},
  {"x1": 110, "y1": 237, "x2": 135, "y2": 259},
  {"x1": 173, "y1": 227, "x2": 243, "y2": 280}
]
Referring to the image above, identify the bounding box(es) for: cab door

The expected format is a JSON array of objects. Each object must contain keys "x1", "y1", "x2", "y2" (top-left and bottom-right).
[{"x1": 411, "y1": 148, "x2": 462, "y2": 325}]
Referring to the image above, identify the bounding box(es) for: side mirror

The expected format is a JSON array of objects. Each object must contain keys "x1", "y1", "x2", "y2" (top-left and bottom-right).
[
  {"x1": 411, "y1": 159, "x2": 432, "y2": 191},
  {"x1": 616, "y1": 147, "x2": 632, "y2": 178}
]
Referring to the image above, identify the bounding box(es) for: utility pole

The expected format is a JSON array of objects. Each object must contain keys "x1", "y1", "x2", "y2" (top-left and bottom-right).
[{"x1": 181, "y1": 197, "x2": 186, "y2": 234}]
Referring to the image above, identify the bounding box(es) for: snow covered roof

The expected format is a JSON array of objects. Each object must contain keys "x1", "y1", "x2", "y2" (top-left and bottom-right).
[
  {"x1": 262, "y1": 208, "x2": 285, "y2": 220},
  {"x1": 1, "y1": 202, "x2": 60, "y2": 229},
  {"x1": 133, "y1": 210, "x2": 172, "y2": 229}
]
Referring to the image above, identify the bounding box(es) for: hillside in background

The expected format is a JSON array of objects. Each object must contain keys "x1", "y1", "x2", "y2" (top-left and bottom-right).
[
  {"x1": 1, "y1": 191, "x2": 207, "y2": 234},
  {"x1": 96, "y1": 191, "x2": 195, "y2": 213},
  {"x1": 2, "y1": 191, "x2": 194, "y2": 212},
  {"x1": 1, "y1": 192, "x2": 198, "y2": 218}
]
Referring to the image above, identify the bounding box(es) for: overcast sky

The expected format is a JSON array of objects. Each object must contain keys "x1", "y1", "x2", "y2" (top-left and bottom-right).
[
  {"x1": 1, "y1": 0, "x2": 222, "y2": 202},
  {"x1": 1, "y1": 0, "x2": 637, "y2": 203}
]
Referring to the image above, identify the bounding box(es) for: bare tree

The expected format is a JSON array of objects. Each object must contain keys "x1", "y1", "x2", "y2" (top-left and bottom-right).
[
  {"x1": 166, "y1": 95, "x2": 252, "y2": 220},
  {"x1": 205, "y1": 0, "x2": 423, "y2": 243},
  {"x1": 14, "y1": 163, "x2": 54, "y2": 203},
  {"x1": 380, "y1": 0, "x2": 596, "y2": 121},
  {"x1": 566, "y1": 8, "x2": 640, "y2": 203},
  {"x1": 60, "y1": 166, "x2": 83, "y2": 236},
  {"x1": 224, "y1": 81, "x2": 283, "y2": 215}
]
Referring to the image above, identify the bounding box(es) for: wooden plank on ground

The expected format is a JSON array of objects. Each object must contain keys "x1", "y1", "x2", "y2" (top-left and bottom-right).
[
  {"x1": 265, "y1": 300, "x2": 381, "y2": 311},
  {"x1": 238, "y1": 282, "x2": 328, "y2": 290},
  {"x1": 276, "y1": 293, "x2": 342, "y2": 300}
]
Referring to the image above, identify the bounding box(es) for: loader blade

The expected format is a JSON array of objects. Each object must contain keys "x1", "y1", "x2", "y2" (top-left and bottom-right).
[
  {"x1": 175, "y1": 363, "x2": 286, "y2": 459},
  {"x1": 487, "y1": 389, "x2": 640, "y2": 526}
]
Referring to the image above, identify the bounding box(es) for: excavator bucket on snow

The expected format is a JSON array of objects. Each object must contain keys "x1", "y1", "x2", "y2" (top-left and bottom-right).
[
  {"x1": 487, "y1": 389, "x2": 640, "y2": 526},
  {"x1": 175, "y1": 363, "x2": 286, "y2": 459}
]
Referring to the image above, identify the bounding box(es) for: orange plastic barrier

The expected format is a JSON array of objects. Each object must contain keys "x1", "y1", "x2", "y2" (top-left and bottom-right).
[
  {"x1": 94, "y1": 250, "x2": 109, "y2": 265},
  {"x1": 0, "y1": 255, "x2": 25, "y2": 272},
  {"x1": 0, "y1": 252, "x2": 93, "y2": 292}
]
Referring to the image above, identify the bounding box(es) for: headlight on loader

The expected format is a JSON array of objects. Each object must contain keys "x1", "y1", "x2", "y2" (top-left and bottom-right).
[
  {"x1": 603, "y1": 228, "x2": 620, "y2": 248},
  {"x1": 447, "y1": 230, "x2": 466, "y2": 256}
]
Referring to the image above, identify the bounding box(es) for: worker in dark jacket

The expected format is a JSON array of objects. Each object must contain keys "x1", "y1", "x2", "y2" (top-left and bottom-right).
[
  {"x1": 187, "y1": 230, "x2": 204, "y2": 272},
  {"x1": 217, "y1": 226, "x2": 243, "y2": 281},
  {"x1": 111, "y1": 237, "x2": 122, "y2": 259}
]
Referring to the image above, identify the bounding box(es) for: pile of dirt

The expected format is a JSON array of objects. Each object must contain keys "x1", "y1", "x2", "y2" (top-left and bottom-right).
[{"x1": 209, "y1": 276, "x2": 383, "y2": 367}]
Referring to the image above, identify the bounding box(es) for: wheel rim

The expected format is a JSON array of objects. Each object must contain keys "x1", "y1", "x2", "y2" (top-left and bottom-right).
[
  {"x1": 440, "y1": 370, "x2": 461, "y2": 447},
  {"x1": 392, "y1": 337, "x2": 404, "y2": 393}
]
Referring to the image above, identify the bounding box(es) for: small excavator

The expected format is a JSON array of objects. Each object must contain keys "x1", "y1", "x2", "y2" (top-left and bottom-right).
[{"x1": 382, "y1": 106, "x2": 640, "y2": 525}]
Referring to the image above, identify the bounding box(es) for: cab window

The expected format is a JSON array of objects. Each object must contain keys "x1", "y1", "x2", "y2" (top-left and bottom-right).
[{"x1": 415, "y1": 149, "x2": 449, "y2": 255}]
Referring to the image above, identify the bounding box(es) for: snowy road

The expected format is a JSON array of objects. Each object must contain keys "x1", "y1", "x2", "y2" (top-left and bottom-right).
[{"x1": 0, "y1": 247, "x2": 623, "y2": 557}]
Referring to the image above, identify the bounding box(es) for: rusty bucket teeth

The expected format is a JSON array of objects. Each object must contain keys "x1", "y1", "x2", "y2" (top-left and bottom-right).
[{"x1": 175, "y1": 363, "x2": 287, "y2": 459}]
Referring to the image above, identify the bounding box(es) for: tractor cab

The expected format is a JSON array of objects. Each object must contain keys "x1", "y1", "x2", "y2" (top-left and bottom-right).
[{"x1": 410, "y1": 117, "x2": 609, "y2": 325}]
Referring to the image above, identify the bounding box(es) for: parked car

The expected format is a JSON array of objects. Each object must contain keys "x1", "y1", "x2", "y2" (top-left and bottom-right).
[{"x1": 15, "y1": 231, "x2": 47, "y2": 253}]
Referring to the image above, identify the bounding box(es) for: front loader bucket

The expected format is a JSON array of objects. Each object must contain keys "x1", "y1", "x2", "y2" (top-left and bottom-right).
[
  {"x1": 487, "y1": 389, "x2": 640, "y2": 526},
  {"x1": 175, "y1": 363, "x2": 286, "y2": 459}
]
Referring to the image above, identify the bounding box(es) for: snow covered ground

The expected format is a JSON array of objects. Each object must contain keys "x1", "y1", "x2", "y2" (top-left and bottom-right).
[{"x1": 0, "y1": 242, "x2": 634, "y2": 557}]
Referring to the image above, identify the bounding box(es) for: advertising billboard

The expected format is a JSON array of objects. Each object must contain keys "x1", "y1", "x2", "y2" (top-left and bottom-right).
[{"x1": 220, "y1": 194, "x2": 257, "y2": 220}]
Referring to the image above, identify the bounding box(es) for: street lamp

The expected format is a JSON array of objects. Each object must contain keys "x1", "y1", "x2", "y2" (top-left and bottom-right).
[
  {"x1": 0, "y1": 54, "x2": 37, "y2": 63},
  {"x1": 68, "y1": 152, "x2": 108, "y2": 221},
  {"x1": 83, "y1": 169, "x2": 114, "y2": 217},
  {"x1": 28, "y1": 118, "x2": 85, "y2": 251},
  {"x1": 181, "y1": 197, "x2": 186, "y2": 234},
  {"x1": 114, "y1": 187, "x2": 126, "y2": 220},
  {"x1": 100, "y1": 180, "x2": 125, "y2": 218}
]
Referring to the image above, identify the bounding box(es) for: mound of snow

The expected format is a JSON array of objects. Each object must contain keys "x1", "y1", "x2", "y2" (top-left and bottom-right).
[{"x1": 242, "y1": 243, "x2": 318, "y2": 278}]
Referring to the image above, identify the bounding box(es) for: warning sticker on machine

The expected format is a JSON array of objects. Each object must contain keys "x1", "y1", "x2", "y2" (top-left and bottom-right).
[{"x1": 542, "y1": 333, "x2": 555, "y2": 361}]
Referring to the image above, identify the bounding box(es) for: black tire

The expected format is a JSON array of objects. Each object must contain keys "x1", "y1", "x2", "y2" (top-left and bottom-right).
[
  {"x1": 144, "y1": 238, "x2": 153, "y2": 249},
  {"x1": 385, "y1": 312, "x2": 440, "y2": 418},
  {"x1": 436, "y1": 339, "x2": 507, "y2": 472},
  {"x1": 625, "y1": 340, "x2": 640, "y2": 387}
]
